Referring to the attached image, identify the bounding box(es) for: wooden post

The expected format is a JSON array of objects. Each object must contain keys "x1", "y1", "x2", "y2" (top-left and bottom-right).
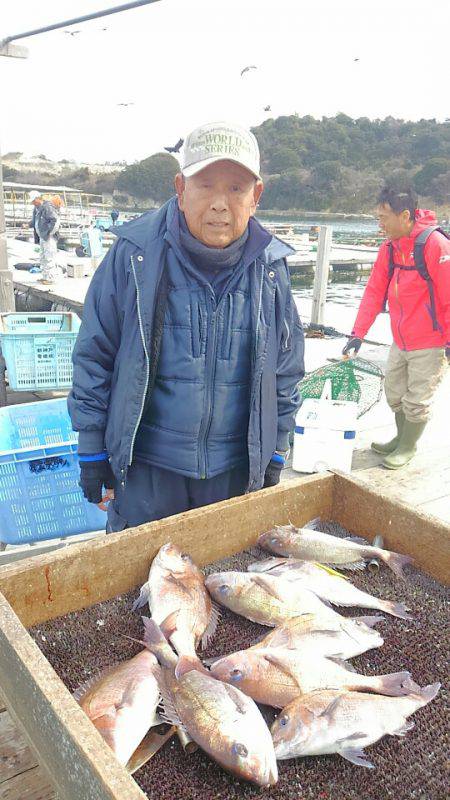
[{"x1": 311, "y1": 225, "x2": 332, "y2": 325}]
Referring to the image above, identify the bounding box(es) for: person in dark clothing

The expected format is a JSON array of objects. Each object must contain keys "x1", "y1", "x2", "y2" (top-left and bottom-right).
[
  {"x1": 68, "y1": 121, "x2": 305, "y2": 532},
  {"x1": 29, "y1": 191, "x2": 42, "y2": 244}
]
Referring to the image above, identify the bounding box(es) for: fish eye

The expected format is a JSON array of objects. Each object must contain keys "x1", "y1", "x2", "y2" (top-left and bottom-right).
[
  {"x1": 279, "y1": 714, "x2": 289, "y2": 727},
  {"x1": 181, "y1": 553, "x2": 190, "y2": 561},
  {"x1": 232, "y1": 742, "x2": 248, "y2": 758},
  {"x1": 230, "y1": 668, "x2": 243, "y2": 681},
  {"x1": 218, "y1": 584, "x2": 230, "y2": 594}
]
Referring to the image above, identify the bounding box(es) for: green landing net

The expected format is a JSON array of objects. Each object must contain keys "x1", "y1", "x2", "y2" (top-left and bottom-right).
[{"x1": 300, "y1": 357, "x2": 384, "y2": 418}]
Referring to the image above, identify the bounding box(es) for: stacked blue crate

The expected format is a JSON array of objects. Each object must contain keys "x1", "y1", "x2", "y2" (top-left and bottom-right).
[
  {"x1": 0, "y1": 399, "x2": 107, "y2": 545},
  {"x1": 0, "y1": 313, "x2": 81, "y2": 391}
]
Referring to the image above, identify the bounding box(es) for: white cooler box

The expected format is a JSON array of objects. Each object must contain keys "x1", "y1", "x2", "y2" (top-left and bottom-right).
[{"x1": 292, "y1": 382, "x2": 358, "y2": 474}]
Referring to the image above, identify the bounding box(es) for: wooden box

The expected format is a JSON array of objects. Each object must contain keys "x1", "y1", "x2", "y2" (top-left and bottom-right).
[{"x1": 0, "y1": 472, "x2": 448, "y2": 800}]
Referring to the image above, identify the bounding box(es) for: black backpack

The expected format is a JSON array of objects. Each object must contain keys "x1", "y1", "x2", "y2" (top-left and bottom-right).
[{"x1": 383, "y1": 226, "x2": 450, "y2": 331}]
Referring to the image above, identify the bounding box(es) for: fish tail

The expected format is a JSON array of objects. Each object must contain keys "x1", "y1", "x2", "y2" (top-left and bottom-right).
[
  {"x1": 132, "y1": 581, "x2": 151, "y2": 612},
  {"x1": 414, "y1": 682, "x2": 441, "y2": 706},
  {"x1": 379, "y1": 600, "x2": 413, "y2": 621},
  {"x1": 141, "y1": 616, "x2": 177, "y2": 668},
  {"x1": 381, "y1": 550, "x2": 414, "y2": 579},
  {"x1": 369, "y1": 671, "x2": 420, "y2": 697}
]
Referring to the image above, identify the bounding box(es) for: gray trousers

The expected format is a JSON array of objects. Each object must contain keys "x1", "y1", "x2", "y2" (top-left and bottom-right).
[
  {"x1": 39, "y1": 236, "x2": 63, "y2": 281},
  {"x1": 384, "y1": 343, "x2": 447, "y2": 422}
]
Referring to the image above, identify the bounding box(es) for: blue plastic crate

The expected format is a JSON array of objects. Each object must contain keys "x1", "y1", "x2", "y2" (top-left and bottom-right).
[
  {"x1": 0, "y1": 312, "x2": 81, "y2": 391},
  {"x1": 0, "y1": 399, "x2": 106, "y2": 545}
]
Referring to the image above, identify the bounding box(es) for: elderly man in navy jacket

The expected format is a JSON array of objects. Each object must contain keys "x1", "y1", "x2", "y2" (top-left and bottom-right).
[{"x1": 68, "y1": 122, "x2": 304, "y2": 532}]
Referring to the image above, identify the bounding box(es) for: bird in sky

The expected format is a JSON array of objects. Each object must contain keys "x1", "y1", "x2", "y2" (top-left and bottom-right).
[
  {"x1": 64, "y1": 29, "x2": 81, "y2": 36},
  {"x1": 164, "y1": 138, "x2": 184, "y2": 153},
  {"x1": 117, "y1": 102, "x2": 134, "y2": 107},
  {"x1": 353, "y1": 57, "x2": 360, "y2": 62},
  {"x1": 264, "y1": 105, "x2": 271, "y2": 112},
  {"x1": 240, "y1": 65, "x2": 257, "y2": 76}
]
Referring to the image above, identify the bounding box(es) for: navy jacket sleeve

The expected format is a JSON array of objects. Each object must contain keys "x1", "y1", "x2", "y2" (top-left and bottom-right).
[
  {"x1": 68, "y1": 240, "x2": 127, "y2": 453},
  {"x1": 275, "y1": 269, "x2": 305, "y2": 451}
]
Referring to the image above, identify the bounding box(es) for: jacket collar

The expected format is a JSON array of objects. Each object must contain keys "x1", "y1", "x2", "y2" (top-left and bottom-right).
[{"x1": 113, "y1": 197, "x2": 295, "y2": 265}]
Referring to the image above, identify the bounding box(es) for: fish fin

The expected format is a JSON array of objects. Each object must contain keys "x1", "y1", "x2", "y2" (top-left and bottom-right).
[
  {"x1": 381, "y1": 551, "x2": 414, "y2": 580},
  {"x1": 314, "y1": 562, "x2": 349, "y2": 580},
  {"x1": 132, "y1": 581, "x2": 151, "y2": 612},
  {"x1": 159, "y1": 696, "x2": 184, "y2": 730},
  {"x1": 91, "y1": 710, "x2": 119, "y2": 746},
  {"x1": 141, "y1": 616, "x2": 177, "y2": 668},
  {"x1": 165, "y1": 574, "x2": 192, "y2": 596},
  {"x1": 261, "y1": 651, "x2": 296, "y2": 682},
  {"x1": 319, "y1": 694, "x2": 345, "y2": 719},
  {"x1": 222, "y1": 683, "x2": 248, "y2": 715},
  {"x1": 304, "y1": 517, "x2": 321, "y2": 530},
  {"x1": 247, "y1": 557, "x2": 289, "y2": 573},
  {"x1": 338, "y1": 561, "x2": 367, "y2": 571},
  {"x1": 126, "y1": 726, "x2": 176, "y2": 774},
  {"x1": 159, "y1": 610, "x2": 180, "y2": 639},
  {"x1": 174, "y1": 655, "x2": 208, "y2": 680},
  {"x1": 261, "y1": 627, "x2": 292, "y2": 649},
  {"x1": 391, "y1": 719, "x2": 415, "y2": 737},
  {"x1": 379, "y1": 600, "x2": 413, "y2": 621},
  {"x1": 344, "y1": 535, "x2": 369, "y2": 545},
  {"x1": 73, "y1": 665, "x2": 116, "y2": 702},
  {"x1": 338, "y1": 746, "x2": 374, "y2": 769},
  {"x1": 353, "y1": 615, "x2": 385, "y2": 628},
  {"x1": 201, "y1": 602, "x2": 221, "y2": 650},
  {"x1": 326, "y1": 656, "x2": 357, "y2": 673},
  {"x1": 251, "y1": 574, "x2": 286, "y2": 601}
]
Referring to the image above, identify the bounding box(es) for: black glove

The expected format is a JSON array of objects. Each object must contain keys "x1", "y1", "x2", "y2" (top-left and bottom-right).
[
  {"x1": 342, "y1": 336, "x2": 362, "y2": 356},
  {"x1": 263, "y1": 458, "x2": 284, "y2": 488},
  {"x1": 79, "y1": 459, "x2": 115, "y2": 504}
]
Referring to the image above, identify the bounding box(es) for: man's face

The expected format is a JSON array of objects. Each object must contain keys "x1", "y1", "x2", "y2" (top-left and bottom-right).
[
  {"x1": 377, "y1": 202, "x2": 413, "y2": 240},
  {"x1": 175, "y1": 161, "x2": 263, "y2": 248}
]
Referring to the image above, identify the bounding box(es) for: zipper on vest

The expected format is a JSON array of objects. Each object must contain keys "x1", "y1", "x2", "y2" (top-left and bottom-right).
[
  {"x1": 198, "y1": 292, "x2": 219, "y2": 479},
  {"x1": 128, "y1": 254, "x2": 151, "y2": 471}
]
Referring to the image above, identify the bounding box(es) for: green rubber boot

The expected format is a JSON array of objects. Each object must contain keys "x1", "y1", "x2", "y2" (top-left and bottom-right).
[
  {"x1": 371, "y1": 411, "x2": 405, "y2": 455},
  {"x1": 382, "y1": 419, "x2": 427, "y2": 470}
]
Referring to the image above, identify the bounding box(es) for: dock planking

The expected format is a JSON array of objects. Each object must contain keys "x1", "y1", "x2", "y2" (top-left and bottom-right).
[{"x1": 0, "y1": 705, "x2": 55, "y2": 799}]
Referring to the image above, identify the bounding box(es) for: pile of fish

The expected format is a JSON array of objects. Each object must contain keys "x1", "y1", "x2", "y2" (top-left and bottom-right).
[{"x1": 74, "y1": 523, "x2": 440, "y2": 786}]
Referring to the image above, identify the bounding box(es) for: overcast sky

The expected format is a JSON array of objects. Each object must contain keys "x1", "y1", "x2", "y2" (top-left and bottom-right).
[{"x1": 2, "y1": 0, "x2": 449, "y2": 164}]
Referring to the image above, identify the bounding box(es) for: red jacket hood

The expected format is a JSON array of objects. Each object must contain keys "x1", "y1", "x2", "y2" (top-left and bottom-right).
[{"x1": 411, "y1": 208, "x2": 438, "y2": 237}]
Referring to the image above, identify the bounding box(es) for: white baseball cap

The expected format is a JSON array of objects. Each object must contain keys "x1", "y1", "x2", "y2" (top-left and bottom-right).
[
  {"x1": 181, "y1": 121, "x2": 261, "y2": 180},
  {"x1": 28, "y1": 191, "x2": 42, "y2": 202}
]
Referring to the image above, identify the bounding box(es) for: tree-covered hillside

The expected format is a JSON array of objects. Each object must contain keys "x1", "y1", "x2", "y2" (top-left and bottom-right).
[
  {"x1": 5, "y1": 115, "x2": 450, "y2": 214},
  {"x1": 253, "y1": 114, "x2": 450, "y2": 213}
]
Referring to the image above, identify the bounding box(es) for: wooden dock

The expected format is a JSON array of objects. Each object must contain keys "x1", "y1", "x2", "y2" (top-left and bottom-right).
[{"x1": 0, "y1": 690, "x2": 55, "y2": 799}]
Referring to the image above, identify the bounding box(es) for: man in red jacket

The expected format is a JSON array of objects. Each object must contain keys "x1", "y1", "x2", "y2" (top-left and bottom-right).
[{"x1": 343, "y1": 182, "x2": 450, "y2": 469}]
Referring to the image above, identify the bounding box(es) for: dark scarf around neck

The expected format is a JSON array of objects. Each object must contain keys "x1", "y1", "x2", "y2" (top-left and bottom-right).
[{"x1": 178, "y1": 211, "x2": 249, "y2": 271}]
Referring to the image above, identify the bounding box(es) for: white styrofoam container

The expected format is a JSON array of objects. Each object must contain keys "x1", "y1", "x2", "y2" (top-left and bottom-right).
[{"x1": 292, "y1": 381, "x2": 358, "y2": 474}]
